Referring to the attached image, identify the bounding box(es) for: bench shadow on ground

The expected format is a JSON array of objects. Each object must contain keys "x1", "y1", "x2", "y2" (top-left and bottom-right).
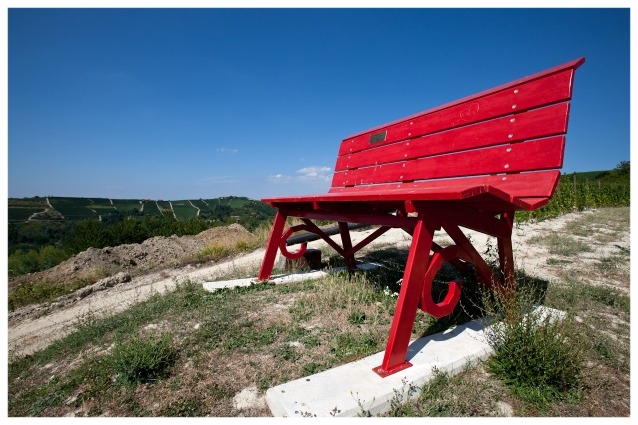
[{"x1": 324, "y1": 245, "x2": 550, "y2": 342}]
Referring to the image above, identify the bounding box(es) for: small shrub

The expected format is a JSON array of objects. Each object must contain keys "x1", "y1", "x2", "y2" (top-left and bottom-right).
[
  {"x1": 235, "y1": 240, "x2": 256, "y2": 252},
  {"x1": 482, "y1": 284, "x2": 584, "y2": 407},
  {"x1": 193, "y1": 244, "x2": 228, "y2": 261},
  {"x1": 110, "y1": 333, "x2": 177, "y2": 386}
]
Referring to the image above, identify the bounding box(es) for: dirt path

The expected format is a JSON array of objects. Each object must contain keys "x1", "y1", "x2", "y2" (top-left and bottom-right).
[
  {"x1": 7, "y1": 208, "x2": 630, "y2": 359},
  {"x1": 7, "y1": 249, "x2": 267, "y2": 357}
]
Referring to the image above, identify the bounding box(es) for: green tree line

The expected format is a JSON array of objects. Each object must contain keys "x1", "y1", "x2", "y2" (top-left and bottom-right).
[{"x1": 8, "y1": 203, "x2": 275, "y2": 278}]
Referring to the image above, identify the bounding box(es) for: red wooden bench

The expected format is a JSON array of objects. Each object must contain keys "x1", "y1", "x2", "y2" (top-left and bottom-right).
[{"x1": 257, "y1": 57, "x2": 585, "y2": 377}]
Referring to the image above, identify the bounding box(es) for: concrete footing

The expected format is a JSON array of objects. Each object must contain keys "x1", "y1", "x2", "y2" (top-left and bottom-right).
[{"x1": 265, "y1": 306, "x2": 565, "y2": 417}]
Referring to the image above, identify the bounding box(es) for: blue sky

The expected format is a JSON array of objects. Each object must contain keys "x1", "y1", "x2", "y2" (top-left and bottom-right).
[{"x1": 5, "y1": 5, "x2": 632, "y2": 201}]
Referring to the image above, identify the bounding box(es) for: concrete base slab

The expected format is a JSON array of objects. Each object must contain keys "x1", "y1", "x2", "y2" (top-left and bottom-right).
[
  {"x1": 266, "y1": 305, "x2": 565, "y2": 417},
  {"x1": 202, "y1": 262, "x2": 381, "y2": 292}
]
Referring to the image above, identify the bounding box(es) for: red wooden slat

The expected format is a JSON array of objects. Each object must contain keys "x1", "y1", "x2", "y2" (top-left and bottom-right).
[
  {"x1": 266, "y1": 172, "x2": 559, "y2": 201},
  {"x1": 339, "y1": 68, "x2": 576, "y2": 156},
  {"x1": 332, "y1": 136, "x2": 565, "y2": 187},
  {"x1": 335, "y1": 103, "x2": 569, "y2": 171},
  {"x1": 514, "y1": 197, "x2": 550, "y2": 210},
  {"x1": 328, "y1": 170, "x2": 561, "y2": 199},
  {"x1": 265, "y1": 186, "x2": 500, "y2": 204},
  {"x1": 491, "y1": 171, "x2": 560, "y2": 200},
  {"x1": 263, "y1": 173, "x2": 561, "y2": 212},
  {"x1": 338, "y1": 57, "x2": 584, "y2": 156}
]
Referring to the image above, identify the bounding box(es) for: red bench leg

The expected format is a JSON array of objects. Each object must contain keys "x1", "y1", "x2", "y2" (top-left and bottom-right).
[
  {"x1": 497, "y1": 212, "x2": 515, "y2": 289},
  {"x1": 496, "y1": 212, "x2": 516, "y2": 307},
  {"x1": 257, "y1": 210, "x2": 287, "y2": 281},
  {"x1": 338, "y1": 222, "x2": 357, "y2": 269},
  {"x1": 373, "y1": 215, "x2": 437, "y2": 377},
  {"x1": 443, "y1": 223, "x2": 501, "y2": 289}
]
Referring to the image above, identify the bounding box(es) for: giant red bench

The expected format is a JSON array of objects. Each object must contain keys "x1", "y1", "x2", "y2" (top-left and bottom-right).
[{"x1": 257, "y1": 57, "x2": 585, "y2": 377}]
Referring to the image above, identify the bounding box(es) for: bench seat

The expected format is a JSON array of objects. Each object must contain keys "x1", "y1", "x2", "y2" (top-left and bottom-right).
[{"x1": 264, "y1": 170, "x2": 561, "y2": 211}]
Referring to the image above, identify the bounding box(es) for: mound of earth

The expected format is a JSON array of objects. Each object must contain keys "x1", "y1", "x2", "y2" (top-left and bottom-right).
[{"x1": 8, "y1": 223, "x2": 254, "y2": 296}]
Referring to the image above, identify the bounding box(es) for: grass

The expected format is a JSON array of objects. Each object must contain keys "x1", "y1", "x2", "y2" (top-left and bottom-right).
[
  {"x1": 8, "y1": 268, "x2": 110, "y2": 311},
  {"x1": 7, "y1": 207, "x2": 630, "y2": 417},
  {"x1": 529, "y1": 233, "x2": 593, "y2": 256}
]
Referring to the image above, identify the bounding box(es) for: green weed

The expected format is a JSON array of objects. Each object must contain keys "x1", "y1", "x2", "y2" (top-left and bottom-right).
[
  {"x1": 482, "y1": 283, "x2": 584, "y2": 408},
  {"x1": 109, "y1": 333, "x2": 178, "y2": 386},
  {"x1": 329, "y1": 332, "x2": 379, "y2": 362}
]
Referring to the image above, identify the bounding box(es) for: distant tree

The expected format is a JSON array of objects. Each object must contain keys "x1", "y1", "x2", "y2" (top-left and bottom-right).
[
  {"x1": 7, "y1": 249, "x2": 40, "y2": 276},
  {"x1": 36, "y1": 245, "x2": 71, "y2": 270},
  {"x1": 213, "y1": 204, "x2": 233, "y2": 220},
  {"x1": 70, "y1": 219, "x2": 109, "y2": 251},
  {"x1": 177, "y1": 217, "x2": 210, "y2": 236},
  {"x1": 614, "y1": 160, "x2": 630, "y2": 176},
  {"x1": 594, "y1": 171, "x2": 611, "y2": 180},
  {"x1": 142, "y1": 215, "x2": 180, "y2": 237},
  {"x1": 9, "y1": 221, "x2": 69, "y2": 250},
  {"x1": 8, "y1": 245, "x2": 71, "y2": 277},
  {"x1": 594, "y1": 161, "x2": 629, "y2": 182},
  {"x1": 101, "y1": 210, "x2": 125, "y2": 227},
  {"x1": 108, "y1": 217, "x2": 148, "y2": 246},
  {"x1": 8, "y1": 222, "x2": 20, "y2": 245}
]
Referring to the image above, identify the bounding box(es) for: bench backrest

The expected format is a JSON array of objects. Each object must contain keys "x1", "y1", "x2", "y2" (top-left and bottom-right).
[{"x1": 329, "y1": 57, "x2": 585, "y2": 209}]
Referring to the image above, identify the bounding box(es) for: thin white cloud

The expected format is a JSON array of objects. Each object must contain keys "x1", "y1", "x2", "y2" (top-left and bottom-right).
[
  {"x1": 268, "y1": 165, "x2": 332, "y2": 185},
  {"x1": 216, "y1": 147, "x2": 238, "y2": 153},
  {"x1": 267, "y1": 174, "x2": 292, "y2": 184},
  {"x1": 296, "y1": 166, "x2": 332, "y2": 181}
]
